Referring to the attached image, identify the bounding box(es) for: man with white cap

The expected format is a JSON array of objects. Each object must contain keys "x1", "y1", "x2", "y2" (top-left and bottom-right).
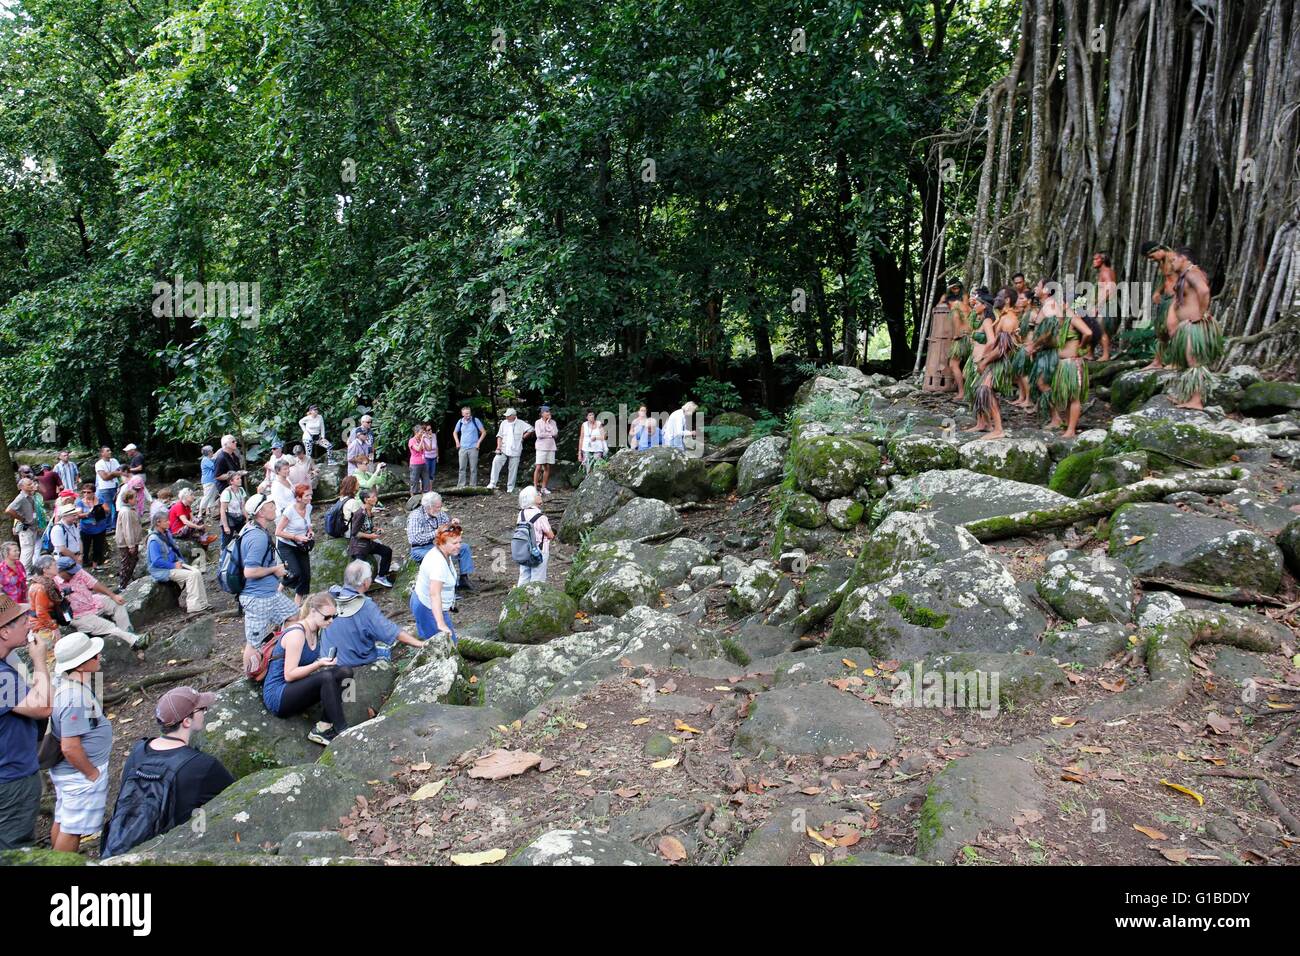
[
  {"x1": 93, "y1": 446, "x2": 123, "y2": 525},
  {"x1": 0, "y1": 594, "x2": 50, "y2": 850},
  {"x1": 145, "y1": 510, "x2": 211, "y2": 616},
  {"x1": 237, "y1": 493, "x2": 298, "y2": 674},
  {"x1": 49, "y1": 500, "x2": 84, "y2": 566},
  {"x1": 56, "y1": 556, "x2": 147, "y2": 650},
  {"x1": 48, "y1": 632, "x2": 112, "y2": 854},
  {"x1": 102, "y1": 685, "x2": 234, "y2": 857},
  {"x1": 123, "y1": 442, "x2": 145, "y2": 481},
  {"x1": 488, "y1": 408, "x2": 533, "y2": 494}
]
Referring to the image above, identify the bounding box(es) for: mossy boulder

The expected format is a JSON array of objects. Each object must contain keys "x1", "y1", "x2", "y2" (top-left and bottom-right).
[
  {"x1": 727, "y1": 561, "x2": 781, "y2": 617},
  {"x1": 706, "y1": 462, "x2": 737, "y2": 495},
  {"x1": 497, "y1": 582, "x2": 578, "y2": 644},
  {"x1": 1104, "y1": 415, "x2": 1237, "y2": 468},
  {"x1": 844, "y1": 511, "x2": 980, "y2": 594},
  {"x1": 588, "y1": 497, "x2": 682, "y2": 543},
  {"x1": 785, "y1": 490, "x2": 826, "y2": 529},
  {"x1": 792, "y1": 435, "x2": 880, "y2": 500},
  {"x1": 736, "y1": 684, "x2": 895, "y2": 759},
  {"x1": 566, "y1": 540, "x2": 654, "y2": 601},
  {"x1": 1048, "y1": 447, "x2": 1105, "y2": 497},
  {"x1": 710, "y1": 411, "x2": 755, "y2": 437},
  {"x1": 736, "y1": 436, "x2": 790, "y2": 495},
  {"x1": 1110, "y1": 368, "x2": 1177, "y2": 413},
  {"x1": 915, "y1": 744, "x2": 1044, "y2": 862},
  {"x1": 825, "y1": 497, "x2": 863, "y2": 530},
  {"x1": 1082, "y1": 451, "x2": 1151, "y2": 495},
  {"x1": 580, "y1": 563, "x2": 658, "y2": 616},
  {"x1": 558, "y1": 471, "x2": 635, "y2": 543},
  {"x1": 122, "y1": 576, "x2": 182, "y2": 628},
  {"x1": 604, "y1": 447, "x2": 711, "y2": 502},
  {"x1": 881, "y1": 469, "x2": 1068, "y2": 525},
  {"x1": 1239, "y1": 380, "x2": 1300, "y2": 415},
  {"x1": 323, "y1": 702, "x2": 505, "y2": 782},
  {"x1": 1036, "y1": 549, "x2": 1135, "y2": 623},
  {"x1": 1040, "y1": 622, "x2": 1130, "y2": 667},
  {"x1": 311, "y1": 537, "x2": 354, "y2": 588},
  {"x1": 887, "y1": 433, "x2": 960, "y2": 476},
  {"x1": 959, "y1": 437, "x2": 1051, "y2": 485},
  {"x1": 1280, "y1": 516, "x2": 1300, "y2": 578},
  {"x1": 0, "y1": 848, "x2": 88, "y2": 866},
  {"x1": 901, "y1": 652, "x2": 1068, "y2": 709}
]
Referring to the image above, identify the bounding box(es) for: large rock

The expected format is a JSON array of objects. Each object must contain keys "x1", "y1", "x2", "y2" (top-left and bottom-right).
[
  {"x1": 843, "y1": 511, "x2": 981, "y2": 593},
  {"x1": 899, "y1": 652, "x2": 1068, "y2": 709},
  {"x1": 385, "y1": 638, "x2": 470, "y2": 709},
  {"x1": 603, "y1": 447, "x2": 711, "y2": 502},
  {"x1": 1109, "y1": 503, "x2": 1284, "y2": 594},
  {"x1": 483, "y1": 607, "x2": 719, "y2": 719},
  {"x1": 497, "y1": 583, "x2": 577, "y2": 644},
  {"x1": 1110, "y1": 368, "x2": 1177, "y2": 413},
  {"x1": 888, "y1": 433, "x2": 960, "y2": 476},
  {"x1": 323, "y1": 703, "x2": 505, "y2": 781},
  {"x1": 509, "y1": 829, "x2": 664, "y2": 866},
  {"x1": 784, "y1": 490, "x2": 825, "y2": 529},
  {"x1": 1036, "y1": 549, "x2": 1135, "y2": 623},
  {"x1": 1040, "y1": 623, "x2": 1130, "y2": 667},
  {"x1": 194, "y1": 664, "x2": 398, "y2": 780},
  {"x1": 916, "y1": 744, "x2": 1045, "y2": 863},
  {"x1": 1048, "y1": 447, "x2": 1105, "y2": 497},
  {"x1": 735, "y1": 684, "x2": 895, "y2": 758},
  {"x1": 793, "y1": 436, "x2": 880, "y2": 500},
  {"x1": 736, "y1": 436, "x2": 790, "y2": 495},
  {"x1": 881, "y1": 469, "x2": 1069, "y2": 526},
  {"x1": 825, "y1": 497, "x2": 863, "y2": 530},
  {"x1": 122, "y1": 577, "x2": 182, "y2": 628},
  {"x1": 1104, "y1": 414, "x2": 1237, "y2": 468},
  {"x1": 565, "y1": 537, "x2": 710, "y2": 602},
  {"x1": 1280, "y1": 516, "x2": 1300, "y2": 578},
  {"x1": 1084, "y1": 452, "x2": 1150, "y2": 494},
  {"x1": 146, "y1": 763, "x2": 367, "y2": 855},
  {"x1": 706, "y1": 462, "x2": 737, "y2": 495},
  {"x1": 157, "y1": 617, "x2": 215, "y2": 661},
  {"x1": 589, "y1": 497, "x2": 682, "y2": 543},
  {"x1": 959, "y1": 438, "x2": 1051, "y2": 485},
  {"x1": 311, "y1": 537, "x2": 354, "y2": 588},
  {"x1": 558, "y1": 471, "x2": 635, "y2": 543},
  {"x1": 726, "y1": 561, "x2": 780, "y2": 616},
  {"x1": 1239, "y1": 380, "x2": 1300, "y2": 415},
  {"x1": 579, "y1": 563, "x2": 658, "y2": 616}
]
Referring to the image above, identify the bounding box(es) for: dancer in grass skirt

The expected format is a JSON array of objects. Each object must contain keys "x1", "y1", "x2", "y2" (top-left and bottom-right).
[
  {"x1": 1010, "y1": 288, "x2": 1037, "y2": 409},
  {"x1": 1164, "y1": 247, "x2": 1222, "y2": 410},
  {"x1": 944, "y1": 281, "x2": 974, "y2": 402},
  {"x1": 968, "y1": 288, "x2": 1018, "y2": 440},
  {"x1": 1029, "y1": 279, "x2": 1063, "y2": 427},
  {"x1": 1139, "y1": 241, "x2": 1177, "y2": 370},
  {"x1": 962, "y1": 290, "x2": 997, "y2": 434},
  {"x1": 1051, "y1": 299, "x2": 1095, "y2": 438}
]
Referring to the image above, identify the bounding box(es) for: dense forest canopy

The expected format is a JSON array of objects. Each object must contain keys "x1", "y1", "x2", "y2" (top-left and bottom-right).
[{"x1": 0, "y1": 0, "x2": 1295, "y2": 466}]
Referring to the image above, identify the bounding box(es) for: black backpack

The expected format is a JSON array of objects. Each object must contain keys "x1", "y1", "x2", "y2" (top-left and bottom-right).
[
  {"x1": 101, "y1": 740, "x2": 201, "y2": 858},
  {"x1": 323, "y1": 499, "x2": 348, "y2": 538}
]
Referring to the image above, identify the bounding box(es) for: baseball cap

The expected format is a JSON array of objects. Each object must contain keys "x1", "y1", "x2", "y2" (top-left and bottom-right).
[
  {"x1": 0, "y1": 593, "x2": 29, "y2": 629},
  {"x1": 56, "y1": 556, "x2": 79, "y2": 573},
  {"x1": 54, "y1": 632, "x2": 104, "y2": 674},
  {"x1": 123, "y1": 443, "x2": 138, "y2": 452},
  {"x1": 540, "y1": 404, "x2": 551, "y2": 412},
  {"x1": 504, "y1": 408, "x2": 516, "y2": 417},
  {"x1": 244, "y1": 492, "x2": 272, "y2": 517},
  {"x1": 155, "y1": 686, "x2": 217, "y2": 725}
]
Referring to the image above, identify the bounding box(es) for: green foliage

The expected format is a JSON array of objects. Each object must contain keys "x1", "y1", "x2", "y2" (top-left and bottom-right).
[{"x1": 692, "y1": 377, "x2": 742, "y2": 415}]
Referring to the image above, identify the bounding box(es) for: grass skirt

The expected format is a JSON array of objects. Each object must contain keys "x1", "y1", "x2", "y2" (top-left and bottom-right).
[
  {"x1": 949, "y1": 335, "x2": 972, "y2": 363},
  {"x1": 1153, "y1": 295, "x2": 1174, "y2": 343},
  {"x1": 1168, "y1": 365, "x2": 1216, "y2": 404},
  {"x1": 1051, "y1": 356, "x2": 1089, "y2": 408},
  {"x1": 1168, "y1": 316, "x2": 1224, "y2": 369},
  {"x1": 1010, "y1": 344, "x2": 1033, "y2": 378}
]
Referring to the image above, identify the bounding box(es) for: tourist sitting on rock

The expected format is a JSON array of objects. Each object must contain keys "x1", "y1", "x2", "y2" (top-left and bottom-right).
[
  {"x1": 327, "y1": 561, "x2": 423, "y2": 666},
  {"x1": 49, "y1": 501, "x2": 83, "y2": 567},
  {"x1": 0, "y1": 598, "x2": 51, "y2": 851},
  {"x1": 515, "y1": 486, "x2": 554, "y2": 585},
  {"x1": 662, "y1": 401, "x2": 698, "y2": 451},
  {"x1": 168, "y1": 487, "x2": 218, "y2": 566},
  {"x1": 103, "y1": 686, "x2": 234, "y2": 857},
  {"x1": 411, "y1": 526, "x2": 462, "y2": 643},
  {"x1": 115, "y1": 488, "x2": 143, "y2": 593},
  {"x1": 406, "y1": 492, "x2": 475, "y2": 591},
  {"x1": 348, "y1": 487, "x2": 393, "y2": 588},
  {"x1": 150, "y1": 486, "x2": 173, "y2": 525},
  {"x1": 48, "y1": 632, "x2": 112, "y2": 855},
  {"x1": 261, "y1": 591, "x2": 351, "y2": 746},
  {"x1": 28, "y1": 556, "x2": 69, "y2": 639},
  {"x1": 56, "y1": 556, "x2": 147, "y2": 650},
  {"x1": 352, "y1": 455, "x2": 387, "y2": 496},
  {"x1": 75, "y1": 482, "x2": 111, "y2": 573},
  {"x1": 146, "y1": 510, "x2": 211, "y2": 617},
  {"x1": 237, "y1": 493, "x2": 299, "y2": 675}
]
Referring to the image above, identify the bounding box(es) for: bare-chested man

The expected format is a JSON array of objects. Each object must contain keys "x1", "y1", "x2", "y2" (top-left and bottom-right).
[
  {"x1": 1091, "y1": 252, "x2": 1118, "y2": 360},
  {"x1": 1139, "y1": 241, "x2": 1177, "y2": 369},
  {"x1": 942, "y1": 280, "x2": 974, "y2": 400},
  {"x1": 1165, "y1": 246, "x2": 1223, "y2": 410}
]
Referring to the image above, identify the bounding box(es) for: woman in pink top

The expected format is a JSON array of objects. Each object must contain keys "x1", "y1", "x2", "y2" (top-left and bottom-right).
[
  {"x1": 531, "y1": 406, "x2": 558, "y2": 495},
  {"x1": 408, "y1": 423, "x2": 435, "y2": 494}
]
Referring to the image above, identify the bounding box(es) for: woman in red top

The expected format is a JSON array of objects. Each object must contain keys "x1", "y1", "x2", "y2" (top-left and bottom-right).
[{"x1": 0, "y1": 542, "x2": 27, "y2": 604}]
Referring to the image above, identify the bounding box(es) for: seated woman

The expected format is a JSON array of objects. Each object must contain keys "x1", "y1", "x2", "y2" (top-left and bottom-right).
[
  {"x1": 347, "y1": 487, "x2": 393, "y2": 588},
  {"x1": 406, "y1": 492, "x2": 475, "y2": 590},
  {"x1": 410, "y1": 526, "x2": 462, "y2": 644},
  {"x1": 261, "y1": 592, "x2": 351, "y2": 746}
]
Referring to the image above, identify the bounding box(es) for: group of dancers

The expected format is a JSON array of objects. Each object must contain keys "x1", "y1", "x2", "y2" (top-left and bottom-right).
[{"x1": 939, "y1": 244, "x2": 1224, "y2": 440}]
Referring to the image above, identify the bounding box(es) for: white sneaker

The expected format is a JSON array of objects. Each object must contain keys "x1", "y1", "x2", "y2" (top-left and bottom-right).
[
  {"x1": 374, "y1": 576, "x2": 394, "y2": 588},
  {"x1": 541, "y1": 487, "x2": 552, "y2": 496}
]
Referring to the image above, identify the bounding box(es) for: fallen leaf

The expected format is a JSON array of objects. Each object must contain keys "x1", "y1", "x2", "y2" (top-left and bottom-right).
[
  {"x1": 841, "y1": 658, "x2": 857, "y2": 668},
  {"x1": 836, "y1": 829, "x2": 861, "y2": 847},
  {"x1": 1014, "y1": 808, "x2": 1044, "y2": 827},
  {"x1": 1078, "y1": 746, "x2": 1111, "y2": 754},
  {"x1": 1051, "y1": 716, "x2": 1081, "y2": 727},
  {"x1": 674, "y1": 720, "x2": 702, "y2": 735},
  {"x1": 573, "y1": 721, "x2": 588, "y2": 730},
  {"x1": 1125, "y1": 535, "x2": 1146, "y2": 545},
  {"x1": 1205, "y1": 713, "x2": 1233, "y2": 735},
  {"x1": 631, "y1": 717, "x2": 651, "y2": 726},
  {"x1": 574, "y1": 769, "x2": 592, "y2": 777},
  {"x1": 1158, "y1": 847, "x2": 1189, "y2": 863},
  {"x1": 657, "y1": 836, "x2": 687, "y2": 862},
  {"x1": 809, "y1": 852, "x2": 825, "y2": 866},
  {"x1": 409, "y1": 761, "x2": 432, "y2": 773},
  {"x1": 410, "y1": 779, "x2": 447, "y2": 801},
  {"x1": 806, "y1": 827, "x2": 838, "y2": 849},
  {"x1": 450, "y1": 848, "x2": 507, "y2": 866},
  {"x1": 1159, "y1": 779, "x2": 1205, "y2": 806},
  {"x1": 415, "y1": 823, "x2": 434, "y2": 838},
  {"x1": 467, "y1": 749, "x2": 543, "y2": 781},
  {"x1": 1134, "y1": 825, "x2": 1167, "y2": 840},
  {"x1": 651, "y1": 757, "x2": 679, "y2": 769},
  {"x1": 1098, "y1": 677, "x2": 1127, "y2": 693}
]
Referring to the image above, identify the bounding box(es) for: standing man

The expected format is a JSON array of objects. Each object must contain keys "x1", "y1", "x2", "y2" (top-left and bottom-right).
[
  {"x1": 453, "y1": 407, "x2": 486, "y2": 488},
  {"x1": 53, "y1": 450, "x2": 79, "y2": 497},
  {"x1": 93, "y1": 446, "x2": 123, "y2": 526},
  {"x1": 0, "y1": 594, "x2": 51, "y2": 850},
  {"x1": 488, "y1": 409, "x2": 533, "y2": 494},
  {"x1": 48, "y1": 632, "x2": 113, "y2": 855},
  {"x1": 5, "y1": 478, "x2": 38, "y2": 568},
  {"x1": 531, "y1": 406, "x2": 558, "y2": 495},
  {"x1": 1165, "y1": 246, "x2": 1222, "y2": 410},
  {"x1": 1091, "y1": 252, "x2": 1119, "y2": 361},
  {"x1": 346, "y1": 415, "x2": 374, "y2": 476},
  {"x1": 1140, "y1": 241, "x2": 1177, "y2": 370},
  {"x1": 236, "y1": 493, "x2": 299, "y2": 674},
  {"x1": 123, "y1": 443, "x2": 146, "y2": 481},
  {"x1": 663, "y1": 401, "x2": 698, "y2": 452},
  {"x1": 212, "y1": 434, "x2": 243, "y2": 493}
]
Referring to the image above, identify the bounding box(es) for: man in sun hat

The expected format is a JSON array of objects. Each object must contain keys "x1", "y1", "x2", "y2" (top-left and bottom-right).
[
  {"x1": 49, "y1": 500, "x2": 84, "y2": 566},
  {"x1": 101, "y1": 685, "x2": 234, "y2": 857},
  {"x1": 47, "y1": 631, "x2": 112, "y2": 854},
  {"x1": 0, "y1": 593, "x2": 50, "y2": 849}
]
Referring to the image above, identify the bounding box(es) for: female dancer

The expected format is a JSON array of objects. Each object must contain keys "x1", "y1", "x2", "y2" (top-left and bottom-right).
[
  {"x1": 1029, "y1": 280, "x2": 1064, "y2": 428},
  {"x1": 1052, "y1": 296, "x2": 1095, "y2": 438}
]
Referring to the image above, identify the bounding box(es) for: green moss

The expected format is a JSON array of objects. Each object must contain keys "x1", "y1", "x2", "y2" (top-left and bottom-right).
[
  {"x1": 887, "y1": 593, "x2": 949, "y2": 629},
  {"x1": 720, "y1": 638, "x2": 751, "y2": 667},
  {"x1": 1102, "y1": 419, "x2": 1236, "y2": 469},
  {"x1": 1048, "y1": 447, "x2": 1104, "y2": 497},
  {"x1": 0, "y1": 848, "x2": 88, "y2": 866},
  {"x1": 915, "y1": 784, "x2": 951, "y2": 858}
]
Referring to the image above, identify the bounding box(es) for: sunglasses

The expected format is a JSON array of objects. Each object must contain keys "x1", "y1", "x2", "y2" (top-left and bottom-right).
[{"x1": 319, "y1": 612, "x2": 338, "y2": 621}]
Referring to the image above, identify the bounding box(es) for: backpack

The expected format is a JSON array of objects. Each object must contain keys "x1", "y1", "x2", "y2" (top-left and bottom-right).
[
  {"x1": 511, "y1": 510, "x2": 544, "y2": 567},
  {"x1": 247, "y1": 627, "x2": 287, "y2": 683},
  {"x1": 216, "y1": 527, "x2": 247, "y2": 596},
  {"x1": 323, "y1": 499, "x2": 348, "y2": 538},
  {"x1": 38, "y1": 522, "x2": 56, "y2": 556},
  {"x1": 101, "y1": 740, "x2": 201, "y2": 858}
]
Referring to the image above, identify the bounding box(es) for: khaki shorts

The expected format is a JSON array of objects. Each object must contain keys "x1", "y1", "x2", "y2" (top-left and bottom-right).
[{"x1": 535, "y1": 450, "x2": 556, "y2": 465}]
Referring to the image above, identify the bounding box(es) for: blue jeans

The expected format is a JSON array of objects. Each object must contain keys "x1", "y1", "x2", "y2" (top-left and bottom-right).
[
  {"x1": 96, "y1": 488, "x2": 117, "y2": 526},
  {"x1": 410, "y1": 591, "x2": 456, "y2": 642}
]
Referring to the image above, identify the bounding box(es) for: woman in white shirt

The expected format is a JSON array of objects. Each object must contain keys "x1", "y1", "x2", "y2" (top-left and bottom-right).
[
  {"x1": 269, "y1": 459, "x2": 295, "y2": 516},
  {"x1": 578, "y1": 411, "x2": 609, "y2": 474},
  {"x1": 274, "y1": 484, "x2": 314, "y2": 605},
  {"x1": 410, "y1": 526, "x2": 462, "y2": 642},
  {"x1": 516, "y1": 485, "x2": 555, "y2": 585},
  {"x1": 299, "y1": 405, "x2": 327, "y2": 459}
]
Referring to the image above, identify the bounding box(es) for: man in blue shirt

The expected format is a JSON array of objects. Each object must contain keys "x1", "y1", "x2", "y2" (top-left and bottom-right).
[
  {"x1": 453, "y1": 407, "x2": 485, "y2": 488},
  {"x1": 327, "y1": 562, "x2": 425, "y2": 666},
  {"x1": 0, "y1": 594, "x2": 51, "y2": 849},
  {"x1": 146, "y1": 511, "x2": 211, "y2": 615}
]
